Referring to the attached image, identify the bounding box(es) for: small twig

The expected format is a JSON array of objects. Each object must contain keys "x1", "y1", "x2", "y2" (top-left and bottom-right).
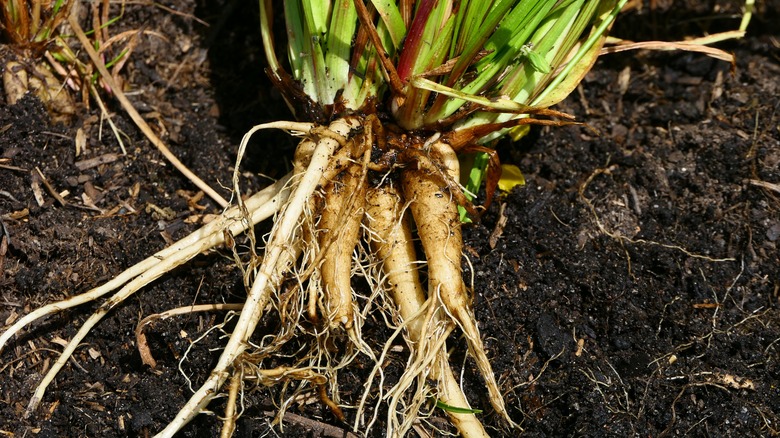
[
  {"x1": 74, "y1": 153, "x2": 120, "y2": 171},
  {"x1": 0, "y1": 163, "x2": 28, "y2": 172},
  {"x1": 488, "y1": 202, "x2": 508, "y2": 249},
  {"x1": 749, "y1": 179, "x2": 780, "y2": 194},
  {"x1": 0, "y1": 190, "x2": 21, "y2": 203},
  {"x1": 89, "y1": 83, "x2": 130, "y2": 156},
  {"x1": 0, "y1": 233, "x2": 7, "y2": 276},
  {"x1": 30, "y1": 173, "x2": 46, "y2": 207},
  {"x1": 600, "y1": 33, "x2": 740, "y2": 63}
]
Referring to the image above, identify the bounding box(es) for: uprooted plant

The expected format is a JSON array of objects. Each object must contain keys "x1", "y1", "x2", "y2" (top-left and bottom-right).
[{"x1": 1, "y1": 0, "x2": 629, "y2": 436}]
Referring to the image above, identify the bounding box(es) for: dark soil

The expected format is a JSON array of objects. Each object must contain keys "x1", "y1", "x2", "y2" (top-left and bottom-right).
[{"x1": 2, "y1": 1, "x2": 778, "y2": 437}]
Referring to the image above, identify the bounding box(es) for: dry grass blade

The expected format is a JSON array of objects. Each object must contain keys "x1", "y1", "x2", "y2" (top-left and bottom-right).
[{"x1": 601, "y1": 37, "x2": 737, "y2": 63}]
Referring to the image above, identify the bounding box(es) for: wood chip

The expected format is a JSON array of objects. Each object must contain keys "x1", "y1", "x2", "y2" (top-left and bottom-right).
[
  {"x1": 46, "y1": 400, "x2": 59, "y2": 417},
  {"x1": 184, "y1": 213, "x2": 219, "y2": 224},
  {"x1": 176, "y1": 189, "x2": 207, "y2": 211},
  {"x1": 75, "y1": 127, "x2": 86, "y2": 156},
  {"x1": 31, "y1": 171, "x2": 46, "y2": 207},
  {"x1": 0, "y1": 234, "x2": 6, "y2": 275},
  {"x1": 575, "y1": 338, "x2": 585, "y2": 357},
  {"x1": 35, "y1": 167, "x2": 67, "y2": 206},
  {"x1": 692, "y1": 302, "x2": 719, "y2": 309},
  {"x1": 83, "y1": 181, "x2": 102, "y2": 203},
  {"x1": 50, "y1": 336, "x2": 69, "y2": 347},
  {"x1": 3, "y1": 309, "x2": 18, "y2": 326},
  {"x1": 74, "y1": 153, "x2": 120, "y2": 171},
  {"x1": 84, "y1": 401, "x2": 106, "y2": 412},
  {"x1": 4, "y1": 208, "x2": 29, "y2": 220},
  {"x1": 711, "y1": 373, "x2": 755, "y2": 390}
]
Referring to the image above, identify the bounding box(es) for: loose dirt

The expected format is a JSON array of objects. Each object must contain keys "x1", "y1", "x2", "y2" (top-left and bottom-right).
[{"x1": 1, "y1": 1, "x2": 778, "y2": 437}]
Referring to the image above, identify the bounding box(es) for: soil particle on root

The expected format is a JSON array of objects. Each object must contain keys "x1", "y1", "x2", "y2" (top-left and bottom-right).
[{"x1": 2, "y1": 1, "x2": 779, "y2": 437}]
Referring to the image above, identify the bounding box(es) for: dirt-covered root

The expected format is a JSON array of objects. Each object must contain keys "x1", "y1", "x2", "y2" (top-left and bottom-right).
[
  {"x1": 154, "y1": 116, "x2": 361, "y2": 438},
  {"x1": 401, "y1": 141, "x2": 513, "y2": 426},
  {"x1": 364, "y1": 185, "x2": 427, "y2": 336},
  {"x1": 364, "y1": 184, "x2": 489, "y2": 438},
  {"x1": 158, "y1": 119, "x2": 506, "y2": 437},
  {"x1": 318, "y1": 160, "x2": 366, "y2": 330},
  {"x1": 293, "y1": 121, "x2": 372, "y2": 331}
]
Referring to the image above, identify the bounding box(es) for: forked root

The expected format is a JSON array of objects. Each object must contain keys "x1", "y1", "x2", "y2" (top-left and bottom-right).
[
  {"x1": 364, "y1": 184, "x2": 489, "y2": 438},
  {"x1": 401, "y1": 141, "x2": 515, "y2": 427}
]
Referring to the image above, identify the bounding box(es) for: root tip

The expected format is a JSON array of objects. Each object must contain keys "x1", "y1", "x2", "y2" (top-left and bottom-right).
[{"x1": 25, "y1": 397, "x2": 41, "y2": 418}]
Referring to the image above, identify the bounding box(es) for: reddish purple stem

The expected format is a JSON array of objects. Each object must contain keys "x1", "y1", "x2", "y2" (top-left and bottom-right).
[{"x1": 396, "y1": 0, "x2": 436, "y2": 81}]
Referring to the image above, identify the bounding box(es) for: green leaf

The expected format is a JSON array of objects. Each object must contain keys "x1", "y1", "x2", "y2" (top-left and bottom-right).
[
  {"x1": 426, "y1": 0, "x2": 557, "y2": 125},
  {"x1": 260, "y1": 0, "x2": 280, "y2": 74},
  {"x1": 283, "y1": 2, "x2": 309, "y2": 87},
  {"x1": 325, "y1": 1, "x2": 359, "y2": 102},
  {"x1": 395, "y1": 5, "x2": 457, "y2": 129},
  {"x1": 533, "y1": 0, "x2": 627, "y2": 107},
  {"x1": 524, "y1": 45, "x2": 552, "y2": 73},
  {"x1": 436, "y1": 399, "x2": 483, "y2": 414},
  {"x1": 369, "y1": 0, "x2": 406, "y2": 49},
  {"x1": 460, "y1": 151, "x2": 491, "y2": 222},
  {"x1": 301, "y1": 0, "x2": 329, "y2": 36},
  {"x1": 410, "y1": 77, "x2": 543, "y2": 114}
]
